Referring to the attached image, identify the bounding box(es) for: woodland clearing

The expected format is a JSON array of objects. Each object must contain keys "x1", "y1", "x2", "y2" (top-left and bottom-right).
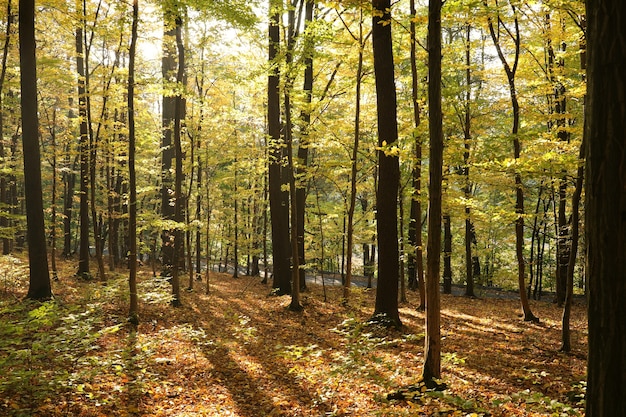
[{"x1": 0, "y1": 256, "x2": 587, "y2": 417}]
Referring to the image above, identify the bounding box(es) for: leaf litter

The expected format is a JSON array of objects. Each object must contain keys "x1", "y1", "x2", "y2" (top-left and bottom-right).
[{"x1": 0, "y1": 258, "x2": 587, "y2": 416}]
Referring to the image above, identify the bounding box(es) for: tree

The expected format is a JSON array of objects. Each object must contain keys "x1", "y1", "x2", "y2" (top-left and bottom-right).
[
  {"x1": 407, "y1": 0, "x2": 425, "y2": 310},
  {"x1": 341, "y1": 0, "x2": 368, "y2": 302},
  {"x1": 127, "y1": 0, "x2": 139, "y2": 326},
  {"x1": 484, "y1": 0, "x2": 538, "y2": 322},
  {"x1": 423, "y1": 0, "x2": 442, "y2": 383},
  {"x1": 268, "y1": 0, "x2": 291, "y2": 295},
  {"x1": 371, "y1": 0, "x2": 400, "y2": 327},
  {"x1": 584, "y1": 0, "x2": 626, "y2": 414},
  {"x1": 171, "y1": 12, "x2": 185, "y2": 308},
  {"x1": 19, "y1": 0, "x2": 52, "y2": 300},
  {"x1": 75, "y1": 0, "x2": 91, "y2": 279}
]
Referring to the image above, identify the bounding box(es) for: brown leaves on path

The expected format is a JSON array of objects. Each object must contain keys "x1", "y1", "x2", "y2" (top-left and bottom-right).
[{"x1": 0, "y1": 258, "x2": 587, "y2": 416}]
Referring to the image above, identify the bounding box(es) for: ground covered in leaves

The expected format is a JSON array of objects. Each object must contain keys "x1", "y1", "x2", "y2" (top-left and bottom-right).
[{"x1": 1, "y1": 256, "x2": 587, "y2": 416}]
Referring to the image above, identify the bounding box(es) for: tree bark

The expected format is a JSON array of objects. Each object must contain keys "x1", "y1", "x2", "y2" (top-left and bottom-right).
[
  {"x1": 371, "y1": 0, "x2": 401, "y2": 328},
  {"x1": 170, "y1": 15, "x2": 185, "y2": 307},
  {"x1": 127, "y1": 0, "x2": 139, "y2": 326},
  {"x1": 19, "y1": 0, "x2": 52, "y2": 301},
  {"x1": 584, "y1": 1, "x2": 626, "y2": 414},
  {"x1": 75, "y1": 1, "x2": 91, "y2": 279},
  {"x1": 268, "y1": 0, "x2": 291, "y2": 295},
  {"x1": 423, "y1": 0, "x2": 442, "y2": 382}
]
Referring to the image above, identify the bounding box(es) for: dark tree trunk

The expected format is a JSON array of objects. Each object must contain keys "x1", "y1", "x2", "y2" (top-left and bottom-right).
[
  {"x1": 76, "y1": 7, "x2": 90, "y2": 279},
  {"x1": 408, "y1": 0, "x2": 425, "y2": 310},
  {"x1": 442, "y1": 214, "x2": 452, "y2": 294},
  {"x1": 0, "y1": 1, "x2": 10, "y2": 256},
  {"x1": 127, "y1": 0, "x2": 139, "y2": 325},
  {"x1": 584, "y1": 1, "x2": 626, "y2": 414},
  {"x1": 371, "y1": 0, "x2": 401, "y2": 328},
  {"x1": 423, "y1": 0, "x2": 443, "y2": 382},
  {"x1": 19, "y1": 0, "x2": 51, "y2": 300},
  {"x1": 295, "y1": 0, "x2": 314, "y2": 291},
  {"x1": 463, "y1": 21, "x2": 475, "y2": 298},
  {"x1": 161, "y1": 9, "x2": 177, "y2": 276},
  {"x1": 268, "y1": 0, "x2": 291, "y2": 295},
  {"x1": 170, "y1": 15, "x2": 185, "y2": 307}
]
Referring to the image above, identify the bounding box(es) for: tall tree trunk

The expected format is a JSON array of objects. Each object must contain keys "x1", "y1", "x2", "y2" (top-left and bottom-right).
[
  {"x1": 295, "y1": 0, "x2": 314, "y2": 291},
  {"x1": 463, "y1": 21, "x2": 476, "y2": 298},
  {"x1": 170, "y1": 15, "x2": 185, "y2": 307},
  {"x1": 343, "y1": 4, "x2": 365, "y2": 302},
  {"x1": 268, "y1": 0, "x2": 291, "y2": 295},
  {"x1": 485, "y1": 0, "x2": 538, "y2": 322},
  {"x1": 285, "y1": 0, "x2": 302, "y2": 311},
  {"x1": 161, "y1": 7, "x2": 177, "y2": 277},
  {"x1": 75, "y1": 1, "x2": 91, "y2": 279},
  {"x1": 423, "y1": 0, "x2": 443, "y2": 383},
  {"x1": 19, "y1": 0, "x2": 52, "y2": 300},
  {"x1": 561, "y1": 12, "x2": 586, "y2": 354},
  {"x1": 0, "y1": 1, "x2": 11, "y2": 255},
  {"x1": 127, "y1": 0, "x2": 139, "y2": 325},
  {"x1": 49, "y1": 106, "x2": 59, "y2": 281},
  {"x1": 408, "y1": 0, "x2": 425, "y2": 310},
  {"x1": 585, "y1": 1, "x2": 626, "y2": 414},
  {"x1": 371, "y1": 0, "x2": 401, "y2": 328}
]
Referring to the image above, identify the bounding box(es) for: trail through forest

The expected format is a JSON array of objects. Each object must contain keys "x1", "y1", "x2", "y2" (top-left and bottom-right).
[{"x1": 0, "y1": 257, "x2": 587, "y2": 416}]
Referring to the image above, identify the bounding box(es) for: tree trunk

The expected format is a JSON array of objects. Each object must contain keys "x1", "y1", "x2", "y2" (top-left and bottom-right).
[
  {"x1": 371, "y1": 0, "x2": 401, "y2": 328},
  {"x1": 75, "y1": 2, "x2": 90, "y2": 279},
  {"x1": 408, "y1": 0, "x2": 425, "y2": 310},
  {"x1": 463, "y1": 21, "x2": 475, "y2": 298},
  {"x1": 19, "y1": 0, "x2": 52, "y2": 301},
  {"x1": 584, "y1": 1, "x2": 626, "y2": 414},
  {"x1": 127, "y1": 0, "x2": 139, "y2": 326},
  {"x1": 268, "y1": 0, "x2": 291, "y2": 295},
  {"x1": 0, "y1": 1, "x2": 11, "y2": 256},
  {"x1": 161, "y1": 9, "x2": 177, "y2": 276},
  {"x1": 170, "y1": 15, "x2": 185, "y2": 307},
  {"x1": 423, "y1": 0, "x2": 443, "y2": 382},
  {"x1": 486, "y1": 0, "x2": 538, "y2": 322},
  {"x1": 295, "y1": 0, "x2": 314, "y2": 291},
  {"x1": 442, "y1": 214, "x2": 452, "y2": 294},
  {"x1": 344, "y1": 4, "x2": 364, "y2": 302}
]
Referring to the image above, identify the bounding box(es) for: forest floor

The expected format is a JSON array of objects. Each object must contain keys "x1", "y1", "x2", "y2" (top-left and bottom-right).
[{"x1": 0, "y1": 255, "x2": 587, "y2": 417}]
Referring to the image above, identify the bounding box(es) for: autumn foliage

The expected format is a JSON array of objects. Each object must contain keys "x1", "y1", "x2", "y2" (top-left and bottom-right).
[{"x1": 0, "y1": 257, "x2": 586, "y2": 416}]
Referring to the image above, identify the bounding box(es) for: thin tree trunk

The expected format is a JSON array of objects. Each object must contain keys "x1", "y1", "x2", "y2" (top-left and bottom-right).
[
  {"x1": 170, "y1": 15, "x2": 185, "y2": 307},
  {"x1": 0, "y1": 1, "x2": 11, "y2": 255},
  {"x1": 408, "y1": 0, "x2": 425, "y2": 310},
  {"x1": 344, "y1": 4, "x2": 365, "y2": 302},
  {"x1": 127, "y1": 0, "x2": 139, "y2": 325},
  {"x1": 485, "y1": 0, "x2": 538, "y2": 322},
  {"x1": 295, "y1": 0, "x2": 315, "y2": 291},
  {"x1": 463, "y1": 21, "x2": 475, "y2": 298},
  {"x1": 424, "y1": 0, "x2": 443, "y2": 382},
  {"x1": 443, "y1": 214, "x2": 452, "y2": 294},
  {"x1": 76, "y1": 0, "x2": 90, "y2": 279}
]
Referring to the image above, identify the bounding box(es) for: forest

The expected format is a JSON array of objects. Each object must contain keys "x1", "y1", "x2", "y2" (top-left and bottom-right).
[{"x1": 1, "y1": 0, "x2": 625, "y2": 416}]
